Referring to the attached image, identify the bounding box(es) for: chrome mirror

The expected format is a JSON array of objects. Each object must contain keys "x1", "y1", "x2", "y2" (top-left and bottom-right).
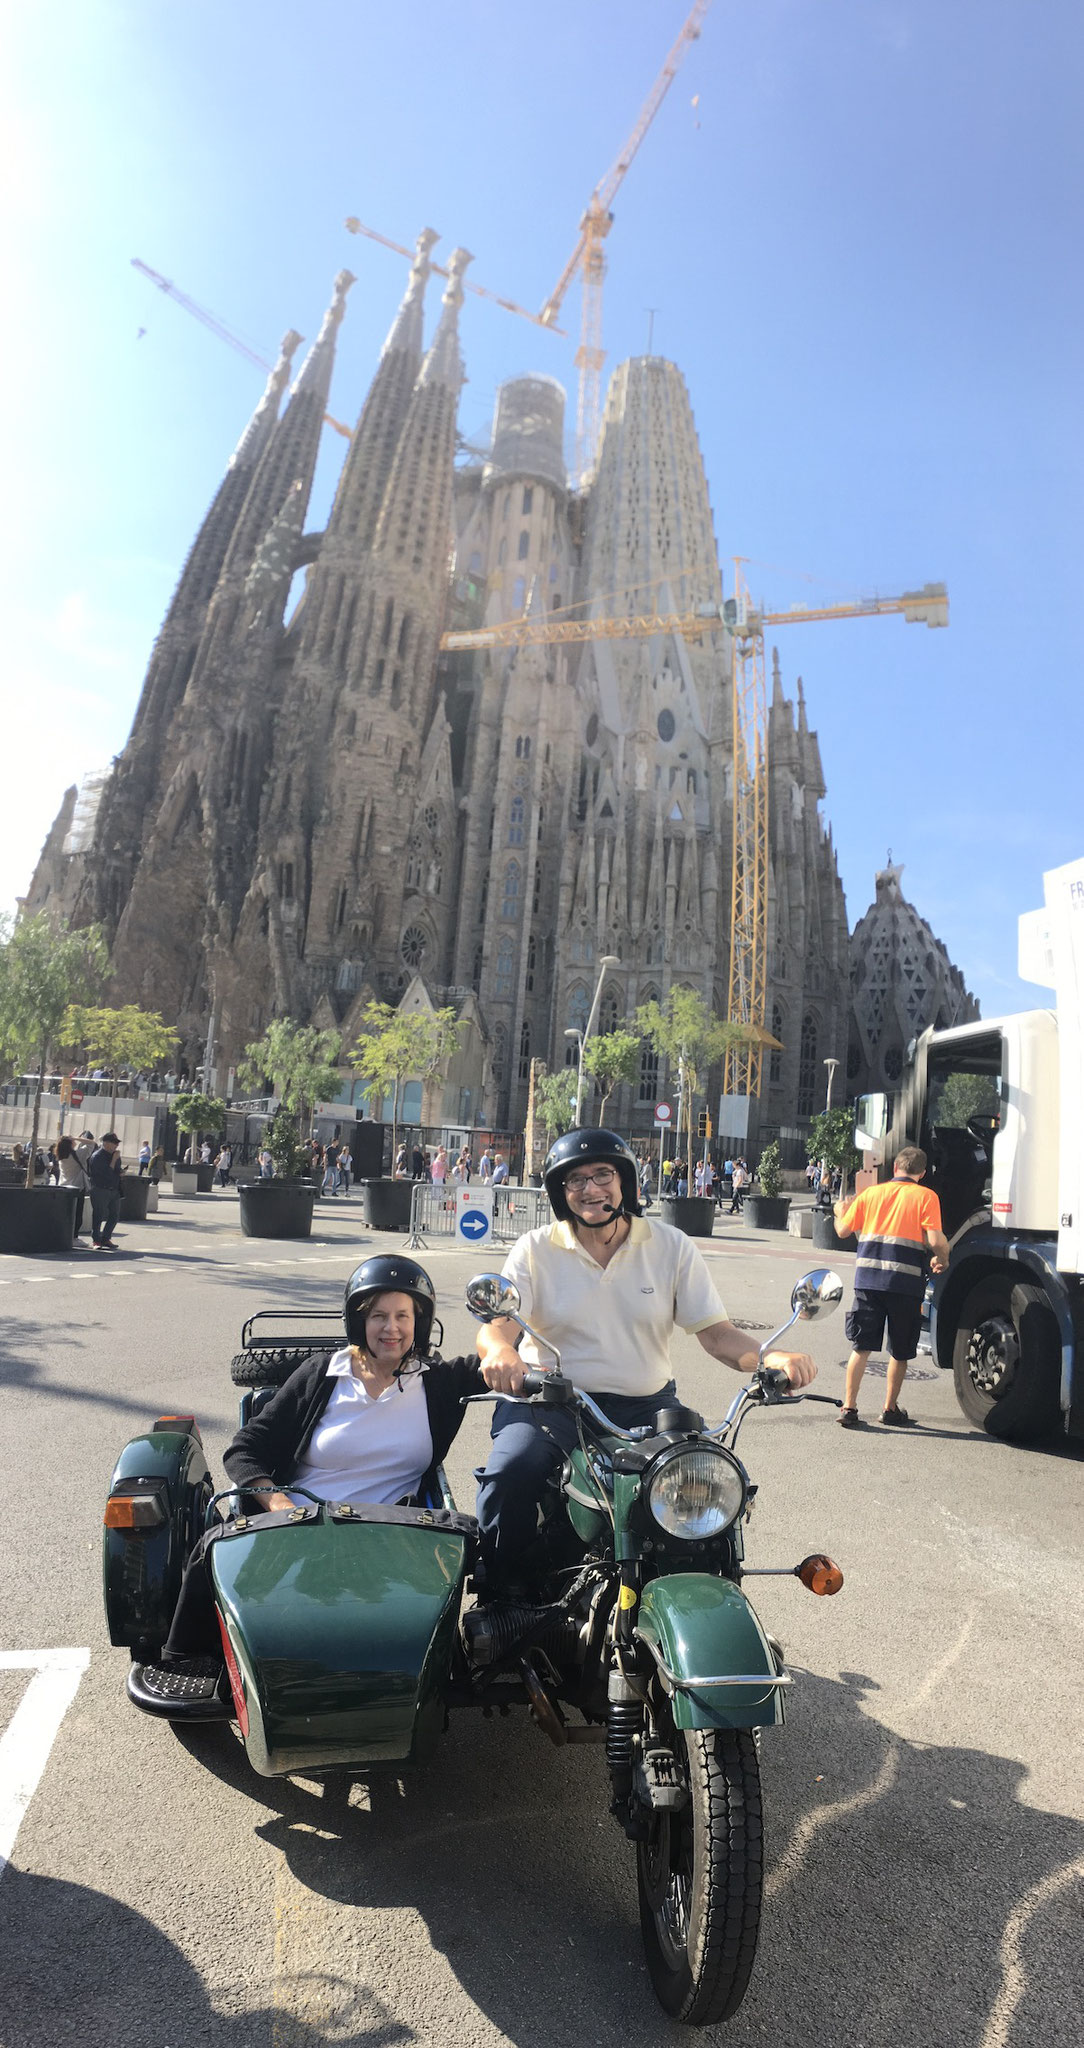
[
  {"x1": 790, "y1": 1269, "x2": 844, "y2": 1320},
  {"x1": 466, "y1": 1273, "x2": 521, "y2": 1322}
]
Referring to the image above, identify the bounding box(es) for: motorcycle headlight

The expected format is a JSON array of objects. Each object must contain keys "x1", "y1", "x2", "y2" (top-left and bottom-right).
[{"x1": 644, "y1": 1445, "x2": 745, "y2": 1542}]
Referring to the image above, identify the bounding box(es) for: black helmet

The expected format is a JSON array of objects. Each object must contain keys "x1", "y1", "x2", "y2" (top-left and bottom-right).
[
  {"x1": 343, "y1": 1254, "x2": 437, "y2": 1355},
  {"x1": 542, "y1": 1127, "x2": 642, "y2": 1223}
]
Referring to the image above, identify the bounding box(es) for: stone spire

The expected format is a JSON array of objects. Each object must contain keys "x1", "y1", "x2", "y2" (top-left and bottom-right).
[
  {"x1": 372, "y1": 249, "x2": 472, "y2": 570},
  {"x1": 323, "y1": 230, "x2": 438, "y2": 552}
]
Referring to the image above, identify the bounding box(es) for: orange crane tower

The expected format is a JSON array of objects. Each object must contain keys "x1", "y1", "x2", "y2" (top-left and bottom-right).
[
  {"x1": 539, "y1": 0, "x2": 711, "y2": 478},
  {"x1": 441, "y1": 577, "x2": 949, "y2": 1099}
]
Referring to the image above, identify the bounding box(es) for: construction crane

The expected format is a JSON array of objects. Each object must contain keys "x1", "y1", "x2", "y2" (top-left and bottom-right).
[
  {"x1": 344, "y1": 219, "x2": 565, "y2": 336},
  {"x1": 539, "y1": 0, "x2": 711, "y2": 479},
  {"x1": 131, "y1": 258, "x2": 352, "y2": 440},
  {"x1": 440, "y1": 576, "x2": 948, "y2": 1100}
]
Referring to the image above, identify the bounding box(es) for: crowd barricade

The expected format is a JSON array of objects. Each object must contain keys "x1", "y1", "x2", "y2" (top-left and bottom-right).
[{"x1": 403, "y1": 1181, "x2": 549, "y2": 1249}]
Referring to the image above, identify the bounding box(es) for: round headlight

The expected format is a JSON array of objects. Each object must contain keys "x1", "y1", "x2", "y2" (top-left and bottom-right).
[{"x1": 645, "y1": 1446, "x2": 745, "y2": 1541}]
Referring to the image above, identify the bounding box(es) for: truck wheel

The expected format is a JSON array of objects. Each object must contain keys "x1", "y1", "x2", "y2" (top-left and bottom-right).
[
  {"x1": 637, "y1": 1718, "x2": 762, "y2": 2024},
  {"x1": 952, "y1": 1276, "x2": 1061, "y2": 1440}
]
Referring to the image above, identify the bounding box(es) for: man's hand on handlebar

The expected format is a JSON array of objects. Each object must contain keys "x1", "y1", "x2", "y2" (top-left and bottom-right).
[
  {"x1": 760, "y1": 1350, "x2": 817, "y2": 1390},
  {"x1": 479, "y1": 1350, "x2": 528, "y2": 1396}
]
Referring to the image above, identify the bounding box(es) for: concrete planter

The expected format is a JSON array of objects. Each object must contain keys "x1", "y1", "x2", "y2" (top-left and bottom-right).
[
  {"x1": 238, "y1": 1181, "x2": 315, "y2": 1240},
  {"x1": 171, "y1": 1167, "x2": 203, "y2": 1197},
  {"x1": 119, "y1": 1174, "x2": 151, "y2": 1222},
  {"x1": 659, "y1": 1194, "x2": 716, "y2": 1238},
  {"x1": 145, "y1": 1182, "x2": 160, "y2": 1213},
  {"x1": 360, "y1": 1178, "x2": 415, "y2": 1231},
  {"x1": 743, "y1": 1195, "x2": 791, "y2": 1231},
  {"x1": 0, "y1": 1186, "x2": 79, "y2": 1254}
]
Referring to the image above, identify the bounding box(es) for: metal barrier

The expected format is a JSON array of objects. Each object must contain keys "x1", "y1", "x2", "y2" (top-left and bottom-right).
[{"x1": 403, "y1": 1181, "x2": 550, "y2": 1250}]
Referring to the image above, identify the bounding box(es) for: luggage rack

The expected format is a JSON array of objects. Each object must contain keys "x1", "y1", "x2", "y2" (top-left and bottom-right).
[{"x1": 238, "y1": 1308, "x2": 343, "y2": 1368}]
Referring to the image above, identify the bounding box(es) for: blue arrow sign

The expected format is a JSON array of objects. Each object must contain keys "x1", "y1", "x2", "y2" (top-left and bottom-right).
[{"x1": 459, "y1": 1208, "x2": 490, "y2": 1240}]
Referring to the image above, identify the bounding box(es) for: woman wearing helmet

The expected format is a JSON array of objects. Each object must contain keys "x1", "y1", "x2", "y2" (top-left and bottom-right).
[
  {"x1": 147, "y1": 1258, "x2": 523, "y2": 1689},
  {"x1": 475, "y1": 1128, "x2": 816, "y2": 1590},
  {"x1": 224, "y1": 1254, "x2": 520, "y2": 1513}
]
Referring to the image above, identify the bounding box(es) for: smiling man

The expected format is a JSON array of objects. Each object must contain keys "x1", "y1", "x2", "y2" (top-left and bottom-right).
[{"x1": 474, "y1": 1127, "x2": 817, "y2": 1589}]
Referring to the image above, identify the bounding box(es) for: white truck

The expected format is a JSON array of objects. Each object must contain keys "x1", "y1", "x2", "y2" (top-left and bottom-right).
[{"x1": 854, "y1": 855, "x2": 1084, "y2": 1441}]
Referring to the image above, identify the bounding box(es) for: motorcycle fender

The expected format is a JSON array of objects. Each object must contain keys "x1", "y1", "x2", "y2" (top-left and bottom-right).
[
  {"x1": 212, "y1": 1518, "x2": 469, "y2": 1777},
  {"x1": 636, "y1": 1574, "x2": 785, "y2": 1733},
  {"x1": 102, "y1": 1427, "x2": 210, "y2": 1650}
]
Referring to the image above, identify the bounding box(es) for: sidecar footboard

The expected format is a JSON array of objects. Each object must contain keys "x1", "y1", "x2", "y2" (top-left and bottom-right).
[
  {"x1": 636, "y1": 1575, "x2": 787, "y2": 1733},
  {"x1": 211, "y1": 1507, "x2": 474, "y2": 1775}
]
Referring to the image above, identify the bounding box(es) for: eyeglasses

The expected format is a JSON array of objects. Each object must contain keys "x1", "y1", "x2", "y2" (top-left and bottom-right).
[{"x1": 564, "y1": 1169, "x2": 618, "y2": 1194}]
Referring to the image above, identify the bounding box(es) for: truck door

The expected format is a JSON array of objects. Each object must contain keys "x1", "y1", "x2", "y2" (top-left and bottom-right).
[{"x1": 920, "y1": 1032, "x2": 1004, "y2": 1239}]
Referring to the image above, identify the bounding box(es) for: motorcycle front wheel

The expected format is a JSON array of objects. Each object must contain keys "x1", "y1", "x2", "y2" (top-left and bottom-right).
[{"x1": 637, "y1": 1716, "x2": 763, "y2": 2025}]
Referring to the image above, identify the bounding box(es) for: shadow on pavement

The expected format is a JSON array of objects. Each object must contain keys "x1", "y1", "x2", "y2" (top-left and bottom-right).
[{"x1": 171, "y1": 1664, "x2": 1084, "y2": 2048}]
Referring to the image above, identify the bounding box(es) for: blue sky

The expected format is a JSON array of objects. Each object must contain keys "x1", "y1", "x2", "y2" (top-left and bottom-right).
[{"x1": 2, "y1": 0, "x2": 1081, "y2": 1015}]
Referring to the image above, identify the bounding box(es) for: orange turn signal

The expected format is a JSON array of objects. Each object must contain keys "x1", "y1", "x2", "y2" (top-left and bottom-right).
[
  {"x1": 797, "y1": 1553, "x2": 844, "y2": 1597},
  {"x1": 154, "y1": 1415, "x2": 200, "y2": 1439},
  {"x1": 104, "y1": 1491, "x2": 167, "y2": 1531}
]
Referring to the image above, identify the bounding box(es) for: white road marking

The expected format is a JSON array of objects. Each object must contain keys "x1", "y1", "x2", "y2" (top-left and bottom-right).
[
  {"x1": 980, "y1": 1856, "x2": 1084, "y2": 2048},
  {"x1": 0, "y1": 1649, "x2": 91, "y2": 1877}
]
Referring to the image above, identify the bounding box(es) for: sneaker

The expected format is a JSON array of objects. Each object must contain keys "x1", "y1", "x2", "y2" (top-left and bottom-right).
[
  {"x1": 880, "y1": 1405, "x2": 916, "y2": 1427},
  {"x1": 838, "y1": 1406, "x2": 860, "y2": 1429}
]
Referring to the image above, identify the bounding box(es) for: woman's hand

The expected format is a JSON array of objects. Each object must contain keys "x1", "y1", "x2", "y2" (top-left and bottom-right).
[
  {"x1": 480, "y1": 1353, "x2": 528, "y2": 1396},
  {"x1": 263, "y1": 1489, "x2": 296, "y2": 1513}
]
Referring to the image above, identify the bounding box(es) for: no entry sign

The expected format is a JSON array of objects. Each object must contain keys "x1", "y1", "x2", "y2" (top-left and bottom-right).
[{"x1": 654, "y1": 1102, "x2": 672, "y2": 1127}]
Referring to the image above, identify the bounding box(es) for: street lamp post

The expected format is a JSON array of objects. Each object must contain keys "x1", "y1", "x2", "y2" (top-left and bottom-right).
[
  {"x1": 820, "y1": 1056, "x2": 841, "y2": 1199},
  {"x1": 565, "y1": 954, "x2": 620, "y2": 1125}
]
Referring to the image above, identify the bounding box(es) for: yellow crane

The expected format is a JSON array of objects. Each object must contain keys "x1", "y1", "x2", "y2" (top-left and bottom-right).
[
  {"x1": 344, "y1": 218, "x2": 565, "y2": 335},
  {"x1": 440, "y1": 576, "x2": 949, "y2": 1099},
  {"x1": 539, "y1": 0, "x2": 711, "y2": 479}
]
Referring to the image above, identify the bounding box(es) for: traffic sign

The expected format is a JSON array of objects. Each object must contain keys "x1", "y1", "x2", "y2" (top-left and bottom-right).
[
  {"x1": 455, "y1": 1183, "x2": 493, "y2": 1245},
  {"x1": 654, "y1": 1102, "x2": 672, "y2": 1125}
]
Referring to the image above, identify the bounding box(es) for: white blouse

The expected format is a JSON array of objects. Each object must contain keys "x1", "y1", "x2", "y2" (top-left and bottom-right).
[{"x1": 291, "y1": 1349, "x2": 433, "y2": 1506}]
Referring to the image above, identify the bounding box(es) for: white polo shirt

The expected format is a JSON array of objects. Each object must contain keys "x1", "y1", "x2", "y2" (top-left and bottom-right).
[
  {"x1": 292, "y1": 1350, "x2": 433, "y2": 1505},
  {"x1": 501, "y1": 1217, "x2": 726, "y2": 1397}
]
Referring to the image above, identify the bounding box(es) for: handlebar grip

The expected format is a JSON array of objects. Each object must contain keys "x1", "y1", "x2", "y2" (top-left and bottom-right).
[
  {"x1": 757, "y1": 1365, "x2": 792, "y2": 1397},
  {"x1": 522, "y1": 1369, "x2": 574, "y2": 1405}
]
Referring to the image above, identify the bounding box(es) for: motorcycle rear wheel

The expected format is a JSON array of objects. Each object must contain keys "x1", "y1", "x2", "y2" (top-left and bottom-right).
[{"x1": 637, "y1": 1720, "x2": 762, "y2": 2025}]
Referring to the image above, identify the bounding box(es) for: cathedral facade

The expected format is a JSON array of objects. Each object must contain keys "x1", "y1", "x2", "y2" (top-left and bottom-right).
[{"x1": 27, "y1": 239, "x2": 850, "y2": 1149}]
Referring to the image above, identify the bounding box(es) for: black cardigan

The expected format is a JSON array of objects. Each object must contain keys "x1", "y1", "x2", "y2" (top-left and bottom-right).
[{"x1": 223, "y1": 1350, "x2": 485, "y2": 1504}]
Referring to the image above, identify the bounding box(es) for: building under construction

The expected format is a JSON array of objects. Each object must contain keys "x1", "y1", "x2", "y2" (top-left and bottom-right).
[{"x1": 26, "y1": 239, "x2": 859, "y2": 1150}]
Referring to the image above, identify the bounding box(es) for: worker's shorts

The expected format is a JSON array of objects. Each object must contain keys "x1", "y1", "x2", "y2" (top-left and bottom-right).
[{"x1": 845, "y1": 1288, "x2": 923, "y2": 1362}]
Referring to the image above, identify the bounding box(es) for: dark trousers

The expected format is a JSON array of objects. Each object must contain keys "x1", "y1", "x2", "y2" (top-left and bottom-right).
[
  {"x1": 475, "y1": 1380, "x2": 676, "y2": 1584},
  {"x1": 91, "y1": 1189, "x2": 121, "y2": 1244}
]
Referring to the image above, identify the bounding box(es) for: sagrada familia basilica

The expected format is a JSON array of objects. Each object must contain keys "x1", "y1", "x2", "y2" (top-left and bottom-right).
[{"x1": 26, "y1": 237, "x2": 974, "y2": 1149}]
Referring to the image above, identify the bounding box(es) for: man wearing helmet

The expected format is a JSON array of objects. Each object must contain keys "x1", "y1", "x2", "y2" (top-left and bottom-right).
[
  {"x1": 475, "y1": 1128, "x2": 816, "y2": 1589},
  {"x1": 141, "y1": 1256, "x2": 521, "y2": 1694}
]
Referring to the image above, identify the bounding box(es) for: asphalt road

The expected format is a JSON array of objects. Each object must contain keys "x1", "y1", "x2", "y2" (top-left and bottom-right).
[{"x1": 2, "y1": 1190, "x2": 1082, "y2": 2048}]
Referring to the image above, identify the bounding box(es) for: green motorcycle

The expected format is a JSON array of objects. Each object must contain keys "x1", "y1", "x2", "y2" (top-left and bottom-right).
[
  {"x1": 102, "y1": 1270, "x2": 843, "y2": 2029},
  {"x1": 461, "y1": 1264, "x2": 845, "y2": 2026}
]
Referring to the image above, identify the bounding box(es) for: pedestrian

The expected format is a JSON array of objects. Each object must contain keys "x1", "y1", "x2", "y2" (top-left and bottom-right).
[
  {"x1": 199, "y1": 1138, "x2": 213, "y2": 1165},
  {"x1": 87, "y1": 1132, "x2": 123, "y2": 1251},
  {"x1": 394, "y1": 1143, "x2": 409, "y2": 1178},
  {"x1": 411, "y1": 1141, "x2": 425, "y2": 1181},
  {"x1": 478, "y1": 1146, "x2": 494, "y2": 1183},
  {"x1": 214, "y1": 1142, "x2": 233, "y2": 1187},
  {"x1": 638, "y1": 1157, "x2": 653, "y2": 1210},
  {"x1": 258, "y1": 1144, "x2": 274, "y2": 1179},
  {"x1": 46, "y1": 1142, "x2": 60, "y2": 1183},
  {"x1": 727, "y1": 1159, "x2": 748, "y2": 1214},
  {"x1": 835, "y1": 1145, "x2": 950, "y2": 1429},
  {"x1": 138, "y1": 1138, "x2": 152, "y2": 1177},
  {"x1": 491, "y1": 1152, "x2": 509, "y2": 1186},
  {"x1": 338, "y1": 1145, "x2": 352, "y2": 1193},
  {"x1": 431, "y1": 1145, "x2": 448, "y2": 1187},
  {"x1": 56, "y1": 1134, "x2": 89, "y2": 1236},
  {"x1": 148, "y1": 1144, "x2": 167, "y2": 1184}
]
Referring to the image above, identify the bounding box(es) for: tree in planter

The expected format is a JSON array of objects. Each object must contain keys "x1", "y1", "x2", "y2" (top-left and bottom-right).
[
  {"x1": 173, "y1": 1092, "x2": 227, "y2": 1168},
  {"x1": 636, "y1": 989, "x2": 742, "y2": 1192},
  {"x1": 238, "y1": 1019, "x2": 343, "y2": 1167},
  {"x1": 531, "y1": 1063, "x2": 579, "y2": 1147},
  {"x1": 349, "y1": 1004, "x2": 460, "y2": 1170},
  {"x1": 756, "y1": 1139, "x2": 784, "y2": 1200},
  {"x1": 63, "y1": 1004, "x2": 178, "y2": 1128},
  {"x1": 582, "y1": 1028, "x2": 641, "y2": 1126},
  {"x1": 806, "y1": 1106, "x2": 861, "y2": 1200},
  {"x1": 0, "y1": 912, "x2": 109, "y2": 1187},
  {"x1": 264, "y1": 1102, "x2": 308, "y2": 1180}
]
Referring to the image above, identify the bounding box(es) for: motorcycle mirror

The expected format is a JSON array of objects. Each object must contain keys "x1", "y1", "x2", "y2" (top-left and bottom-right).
[
  {"x1": 790, "y1": 1269, "x2": 844, "y2": 1320},
  {"x1": 466, "y1": 1273, "x2": 522, "y2": 1322}
]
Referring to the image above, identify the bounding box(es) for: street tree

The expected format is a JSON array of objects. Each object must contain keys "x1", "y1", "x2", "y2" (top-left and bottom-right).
[
  {"x1": 532, "y1": 1063, "x2": 580, "y2": 1145},
  {"x1": 349, "y1": 1003, "x2": 460, "y2": 1167},
  {"x1": 238, "y1": 1019, "x2": 343, "y2": 1152},
  {"x1": 63, "y1": 1004, "x2": 178, "y2": 1127},
  {"x1": 636, "y1": 988, "x2": 741, "y2": 1189},
  {"x1": 806, "y1": 1106, "x2": 861, "y2": 1198},
  {"x1": 0, "y1": 912, "x2": 109, "y2": 1185},
  {"x1": 582, "y1": 1028, "x2": 641, "y2": 1125},
  {"x1": 173, "y1": 1092, "x2": 227, "y2": 1167}
]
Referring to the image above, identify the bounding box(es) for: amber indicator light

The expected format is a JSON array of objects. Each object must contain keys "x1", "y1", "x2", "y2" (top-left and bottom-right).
[
  {"x1": 103, "y1": 1493, "x2": 167, "y2": 1530},
  {"x1": 797, "y1": 1553, "x2": 844, "y2": 1596}
]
